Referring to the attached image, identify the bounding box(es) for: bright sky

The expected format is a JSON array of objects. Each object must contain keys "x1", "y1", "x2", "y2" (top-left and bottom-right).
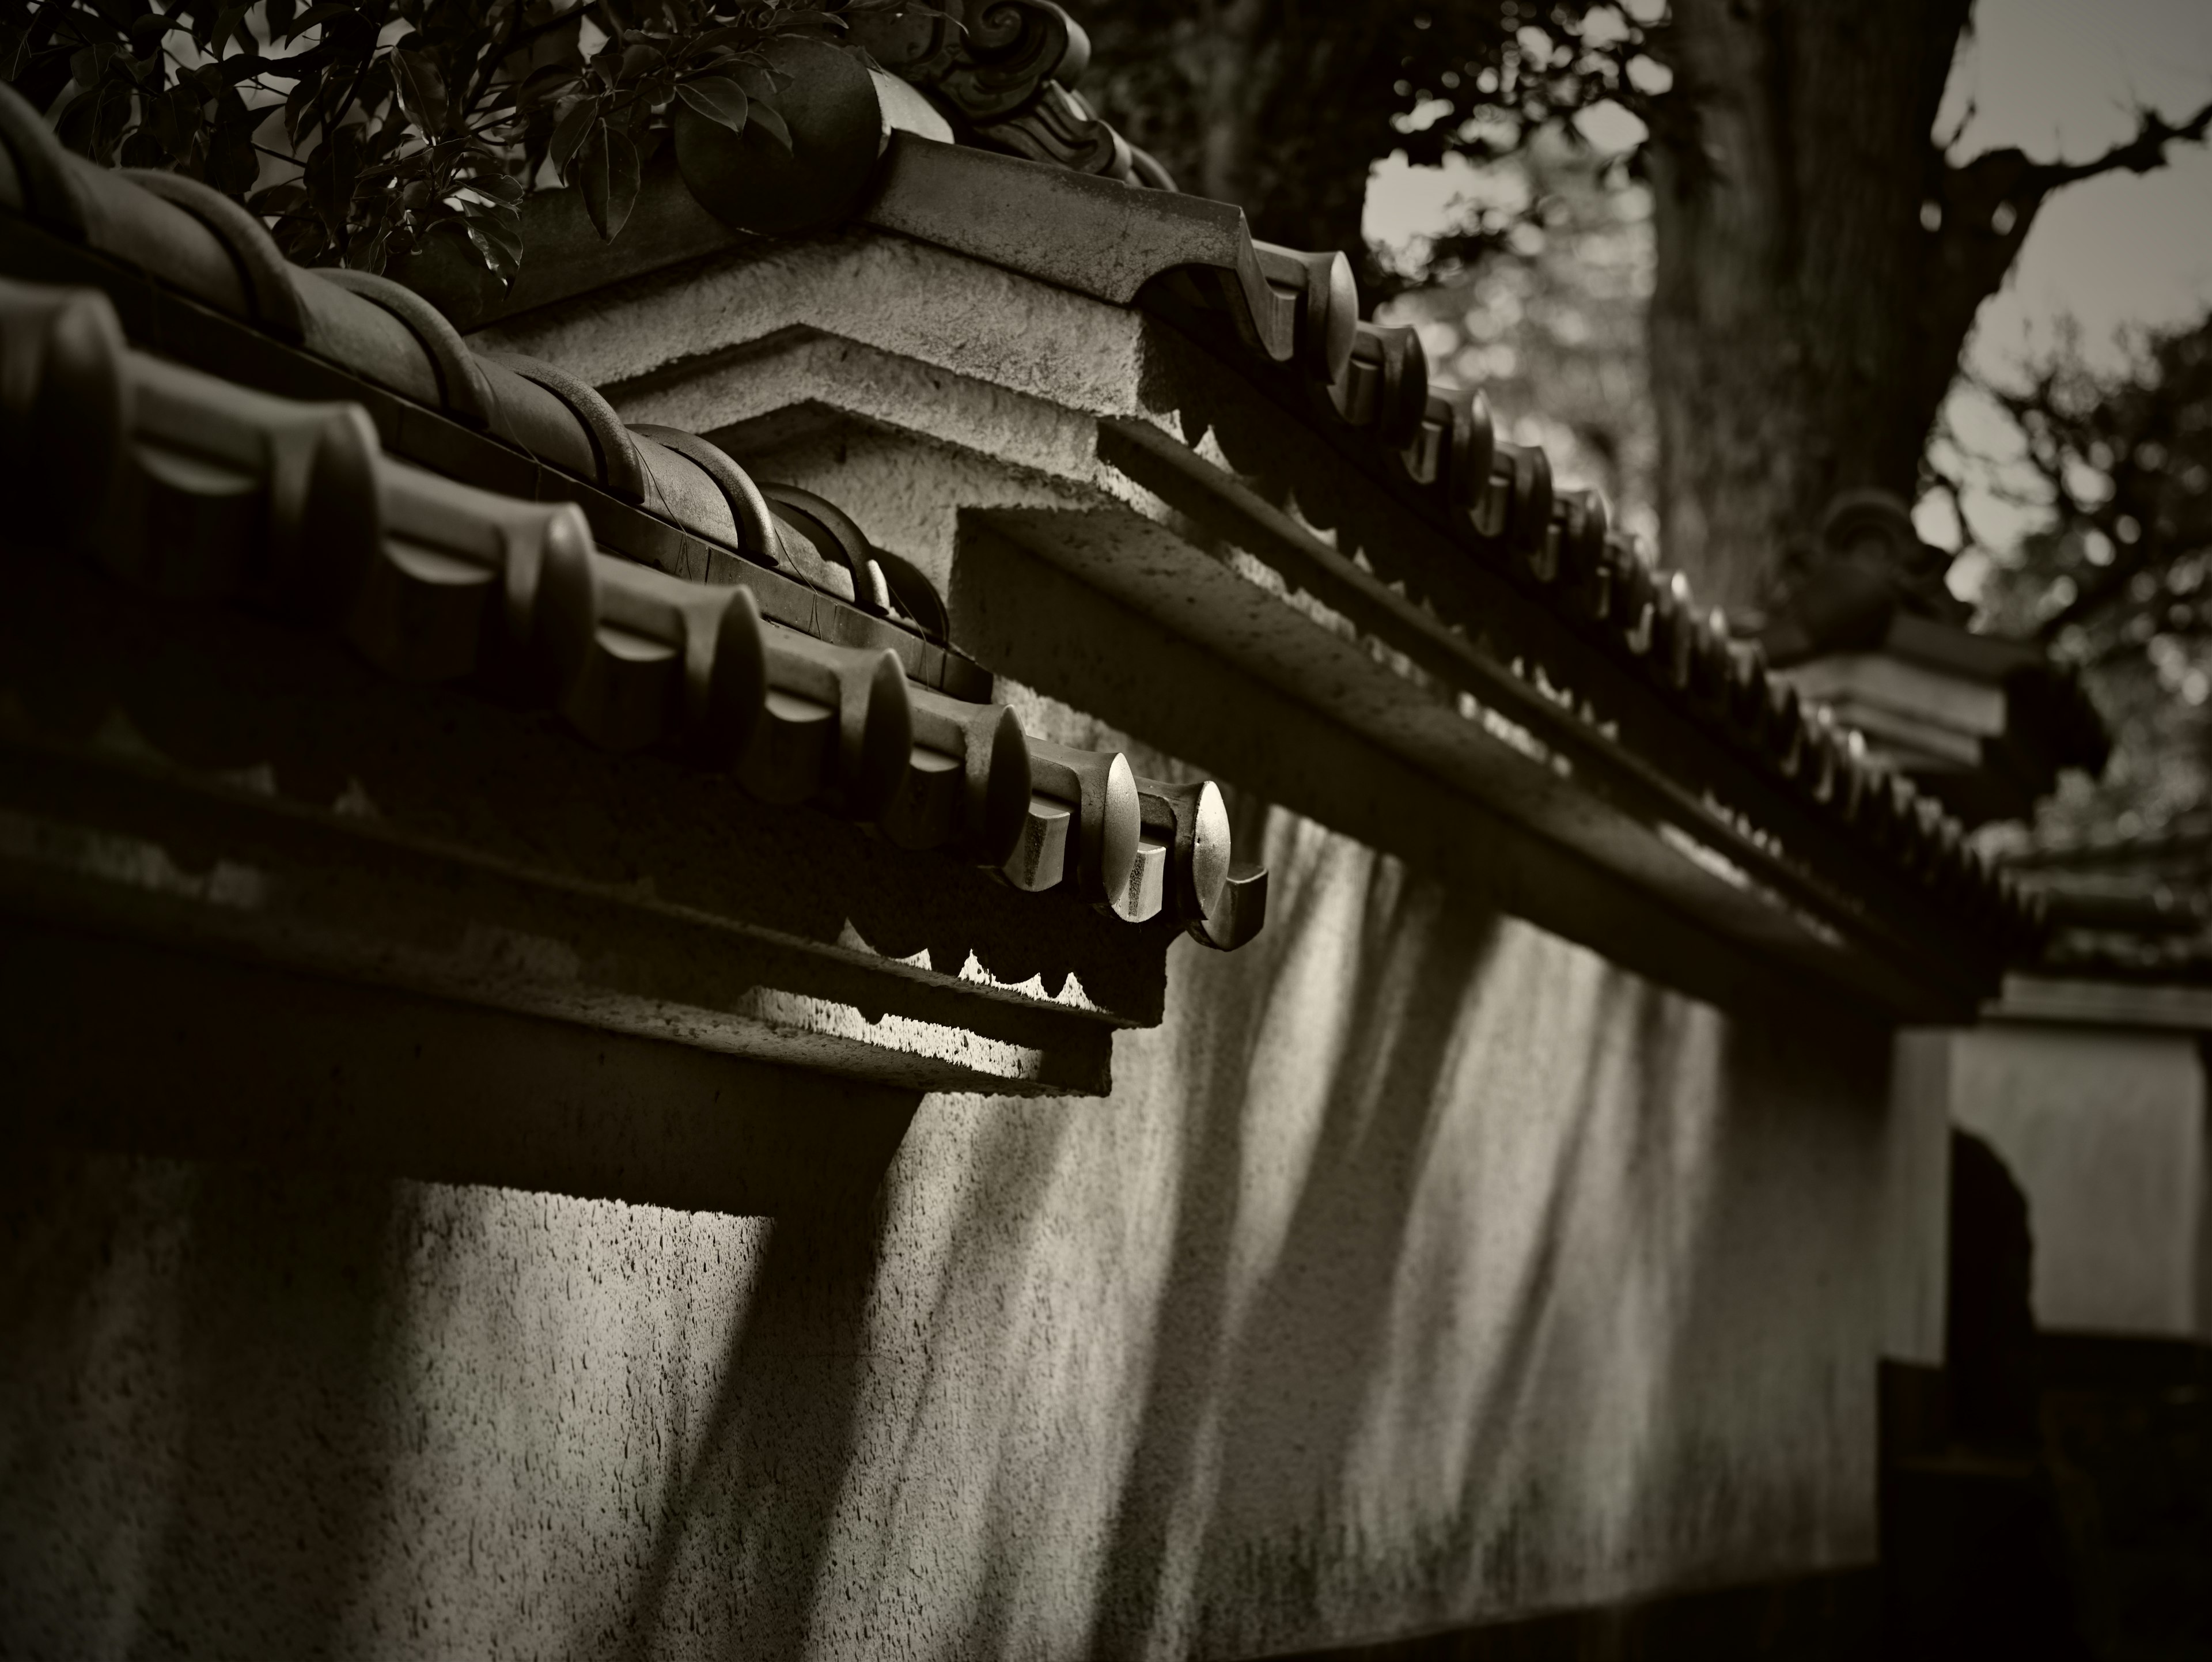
[
  {"x1": 1950, "y1": 0, "x2": 2212, "y2": 370},
  {"x1": 1938, "y1": 0, "x2": 2212, "y2": 584},
  {"x1": 1361, "y1": 0, "x2": 2212, "y2": 578}
]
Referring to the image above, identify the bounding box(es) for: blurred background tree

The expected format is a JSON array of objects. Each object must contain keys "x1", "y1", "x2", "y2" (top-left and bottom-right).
[
  {"x1": 1967, "y1": 315, "x2": 2212, "y2": 847},
  {"x1": 1073, "y1": 0, "x2": 2212, "y2": 842},
  {"x1": 1072, "y1": 0, "x2": 2210, "y2": 614},
  {"x1": 0, "y1": 0, "x2": 857, "y2": 283},
  {"x1": 1071, "y1": 0, "x2": 1645, "y2": 296},
  {"x1": 1381, "y1": 126, "x2": 1658, "y2": 546},
  {"x1": 12, "y1": 1, "x2": 2207, "y2": 845}
]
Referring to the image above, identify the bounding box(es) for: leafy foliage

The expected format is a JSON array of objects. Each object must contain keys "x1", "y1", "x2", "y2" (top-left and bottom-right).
[
  {"x1": 1382, "y1": 126, "x2": 1656, "y2": 533},
  {"x1": 1070, "y1": 0, "x2": 1665, "y2": 294},
  {"x1": 0, "y1": 0, "x2": 875, "y2": 283},
  {"x1": 1970, "y1": 317, "x2": 2212, "y2": 841}
]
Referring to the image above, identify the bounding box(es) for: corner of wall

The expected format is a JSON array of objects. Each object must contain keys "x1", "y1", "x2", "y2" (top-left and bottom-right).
[{"x1": 1884, "y1": 1028, "x2": 1958, "y2": 1368}]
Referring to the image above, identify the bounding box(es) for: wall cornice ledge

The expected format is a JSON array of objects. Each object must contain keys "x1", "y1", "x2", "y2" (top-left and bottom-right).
[{"x1": 511, "y1": 221, "x2": 2033, "y2": 1020}]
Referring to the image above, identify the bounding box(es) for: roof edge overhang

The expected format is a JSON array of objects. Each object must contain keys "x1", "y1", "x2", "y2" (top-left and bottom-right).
[
  {"x1": 1987, "y1": 974, "x2": 2212, "y2": 1034},
  {"x1": 467, "y1": 207, "x2": 2031, "y2": 1019},
  {"x1": 0, "y1": 90, "x2": 1290, "y2": 1097},
  {"x1": 1, "y1": 57, "x2": 2044, "y2": 1023}
]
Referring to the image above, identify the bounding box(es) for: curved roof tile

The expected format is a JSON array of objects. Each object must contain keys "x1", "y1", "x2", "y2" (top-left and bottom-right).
[{"x1": 0, "y1": 80, "x2": 1267, "y2": 952}]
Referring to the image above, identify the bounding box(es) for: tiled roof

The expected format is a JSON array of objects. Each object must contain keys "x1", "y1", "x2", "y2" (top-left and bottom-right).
[
  {"x1": 853, "y1": 27, "x2": 2050, "y2": 963},
  {"x1": 1, "y1": 14, "x2": 2065, "y2": 989},
  {"x1": 310, "y1": 24, "x2": 2046, "y2": 979},
  {"x1": 0, "y1": 81, "x2": 1266, "y2": 953},
  {"x1": 2003, "y1": 818, "x2": 2212, "y2": 985},
  {"x1": 1036, "y1": 217, "x2": 2039, "y2": 960},
  {"x1": 1771, "y1": 610, "x2": 2109, "y2": 828}
]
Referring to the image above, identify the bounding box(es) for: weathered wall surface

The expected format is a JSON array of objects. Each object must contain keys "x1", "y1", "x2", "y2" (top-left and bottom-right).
[
  {"x1": 2, "y1": 227, "x2": 1940, "y2": 1661},
  {"x1": 3, "y1": 798, "x2": 1922, "y2": 1660},
  {"x1": 1949, "y1": 1023, "x2": 2210, "y2": 1340}
]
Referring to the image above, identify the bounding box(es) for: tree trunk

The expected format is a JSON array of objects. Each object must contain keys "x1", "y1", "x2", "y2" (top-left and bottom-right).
[
  {"x1": 1083, "y1": 0, "x2": 2162, "y2": 610},
  {"x1": 1077, "y1": 1, "x2": 1451, "y2": 287},
  {"x1": 1647, "y1": 0, "x2": 1974, "y2": 613}
]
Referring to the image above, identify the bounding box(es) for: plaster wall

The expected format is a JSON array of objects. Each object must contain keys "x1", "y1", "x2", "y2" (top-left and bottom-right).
[
  {"x1": 1884, "y1": 1031, "x2": 1956, "y2": 1365},
  {"x1": 1949, "y1": 1023, "x2": 2210, "y2": 1339},
  {"x1": 3, "y1": 227, "x2": 1938, "y2": 1658},
  {"x1": 3, "y1": 801, "x2": 1926, "y2": 1660}
]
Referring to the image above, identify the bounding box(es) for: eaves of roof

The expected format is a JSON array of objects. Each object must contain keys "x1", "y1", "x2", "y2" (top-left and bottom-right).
[
  {"x1": 0, "y1": 60, "x2": 2052, "y2": 1020},
  {"x1": 2009, "y1": 815, "x2": 2212, "y2": 874},
  {"x1": 0, "y1": 82, "x2": 1272, "y2": 1098},
  {"x1": 405, "y1": 101, "x2": 2048, "y2": 1017}
]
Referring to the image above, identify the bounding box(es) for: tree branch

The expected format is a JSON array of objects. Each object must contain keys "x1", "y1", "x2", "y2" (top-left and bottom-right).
[
  {"x1": 1917, "y1": 97, "x2": 2212, "y2": 448},
  {"x1": 2020, "y1": 93, "x2": 2212, "y2": 192}
]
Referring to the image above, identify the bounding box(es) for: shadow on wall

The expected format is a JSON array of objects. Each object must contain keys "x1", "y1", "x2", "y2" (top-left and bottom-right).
[
  {"x1": 606, "y1": 1031, "x2": 1092, "y2": 1655},
  {"x1": 0, "y1": 1150, "x2": 414, "y2": 1656},
  {"x1": 2, "y1": 793, "x2": 1900, "y2": 1659},
  {"x1": 0, "y1": 929, "x2": 921, "y2": 1655},
  {"x1": 1074, "y1": 813, "x2": 1883, "y2": 1658},
  {"x1": 607, "y1": 793, "x2": 1896, "y2": 1660},
  {"x1": 1085, "y1": 835, "x2": 1509, "y2": 1657},
  {"x1": 0, "y1": 925, "x2": 919, "y2": 1217},
  {"x1": 609, "y1": 1192, "x2": 889, "y2": 1659}
]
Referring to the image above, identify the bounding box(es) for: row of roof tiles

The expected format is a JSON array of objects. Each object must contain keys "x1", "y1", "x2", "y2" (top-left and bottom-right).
[
  {"x1": 664, "y1": 5, "x2": 2051, "y2": 955},
  {"x1": 0, "y1": 86, "x2": 1267, "y2": 950},
  {"x1": 0, "y1": 78, "x2": 986, "y2": 697},
  {"x1": 914, "y1": 160, "x2": 2047, "y2": 950},
  {"x1": 0, "y1": 58, "x2": 2039, "y2": 959},
  {"x1": 565, "y1": 26, "x2": 2050, "y2": 961},
  {"x1": 880, "y1": 141, "x2": 2052, "y2": 953}
]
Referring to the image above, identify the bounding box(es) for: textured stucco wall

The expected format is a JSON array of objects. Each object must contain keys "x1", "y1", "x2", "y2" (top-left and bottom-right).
[
  {"x1": 3, "y1": 222, "x2": 1932, "y2": 1659},
  {"x1": 1884, "y1": 1032, "x2": 1955, "y2": 1365},
  {"x1": 1950, "y1": 1024, "x2": 2210, "y2": 1339},
  {"x1": 2, "y1": 796, "x2": 1923, "y2": 1660}
]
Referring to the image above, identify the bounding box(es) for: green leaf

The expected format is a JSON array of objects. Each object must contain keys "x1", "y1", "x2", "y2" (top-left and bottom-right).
[
  {"x1": 462, "y1": 217, "x2": 522, "y2": 286},
  {"x1": 119, "y1": 128, "x2": 167, "y2": 169},
  {"x1": 285, "y1": 3, "x2": 355, "y2": 44},
  {"x1": 88, "y1": 77, "x2": 134, "y2": 165},
  {"x1": 248, "y1": 183, "x2": 308, "y2": 215},
  {"x1": 308, "y1": 122, "x2": 364, "y2": 248},
  {"x1": 1, "y1": 24, "x2": 36, "y2": 84},
  {"x1": 514, "y1": 63, "x2": 581, "y2": 108},
  {"x1": 211, "y1": 4, "x2": 253, "y2": 56},
  {"x1": 206, "y1": 113, "x2": 259, "y2": 194},
  {"x1": 463, "y1": 201, "x2": 525, "y2": 264},
  {"x1": 747, "y1": 98, "x2": 791, "y2": 152},
  {"x1": 601, "y1": 125, "x2": 642, "y2": 238},
  {"x1": 574, "y1": 127, "x2": 609, "y2": 237},
  {"x1": 394, "y1": 48, "x2": 449, "y2": 130},
  {"x1": 466, "y1": 169, "x2": 527, "y2": 205},
  {"x1": 575, "y1": 123, "x2": 639, "y2": 242},
  {"x1": 146, "y1": 84, "x2": 198, "y2": 153},
  {"x1": 285, "y1": 74, "x2": 319, "y2": 145},
  {"x1": 548, "y1": 99, "x2": 597, "y2": 181},
  {"x1": 674, "y1": 74, "x2": 747, "y2": 133},
  {"x1": 351, "y1": 226, "x2": 391, "y2": 276},
  {"x1": 732, "y1": 62, "x2": 785, "y2": 101},
  {"x1": 69, "y1": 43, "x2": 116, "y2": 87}
]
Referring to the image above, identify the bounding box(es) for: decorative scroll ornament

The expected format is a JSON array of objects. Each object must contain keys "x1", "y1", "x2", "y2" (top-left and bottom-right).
[
  {"x1": 975, "y1": 81, "x2": 1134, "y2": 180},
  {"x1": 935, "y1": 0, "x2": 1086, "y2": 120},
  {"x1": 850, "y1": 1, "x2": 1173, "y2": 190}
]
